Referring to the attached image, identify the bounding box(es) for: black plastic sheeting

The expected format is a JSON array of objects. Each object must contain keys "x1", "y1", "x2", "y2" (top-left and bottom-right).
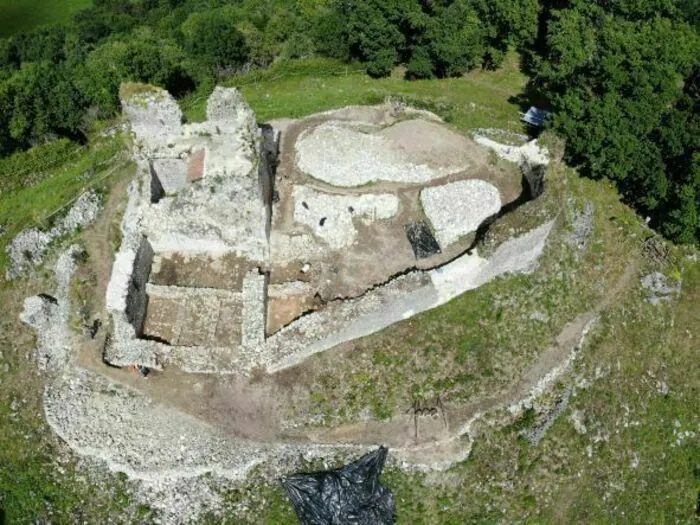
[
  {"x1": 405, "y1": 221, "x2": 441, "y2": 259},
  {"x1": 283, "y1": 447, "x2": 396, "y2": 525}
]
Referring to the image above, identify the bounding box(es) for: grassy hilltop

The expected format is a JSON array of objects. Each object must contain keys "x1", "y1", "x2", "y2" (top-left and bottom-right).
[{"x1": 0, "y1": 55, "x2": 698, "y2": 522}]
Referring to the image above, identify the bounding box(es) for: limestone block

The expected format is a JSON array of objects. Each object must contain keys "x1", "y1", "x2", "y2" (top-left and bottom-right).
[
  {"x1": 120, "y1": 84, "x2": 183, "y2": 148},
  {"x1": 206, "y1": 87, "x2": 257, "y2": 138},
  {"x1": 151, "y1": 158, "x2": 188, "y2": 195}
]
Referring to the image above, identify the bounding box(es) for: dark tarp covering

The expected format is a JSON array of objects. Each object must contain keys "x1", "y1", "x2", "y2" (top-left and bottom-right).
[
  {"x1": 283, "y1": 447, "x2": 396, "y2": 525},
  {"x1": 405, "y1": 221, "x2": 441, "y2": 259}
]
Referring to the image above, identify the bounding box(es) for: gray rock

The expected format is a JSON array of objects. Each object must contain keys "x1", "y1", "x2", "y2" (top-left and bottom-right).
[
  {"x1": 640, "y1": 272, "x2": 678, "y2": 304},
  {"x1": 567, "y1": 200, "x2": 594, "y2": 252},
  {"x1": 19, "y1": 295, "x2": 58, "y2": 331},
  {"x1": 529, "y1": 311, "x2": 548, "y2": 323}
]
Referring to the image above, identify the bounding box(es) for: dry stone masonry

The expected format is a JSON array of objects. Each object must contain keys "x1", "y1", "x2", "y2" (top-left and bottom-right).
[{"x1": 102, "y1": 87, "x2": 556, "y2": 376}]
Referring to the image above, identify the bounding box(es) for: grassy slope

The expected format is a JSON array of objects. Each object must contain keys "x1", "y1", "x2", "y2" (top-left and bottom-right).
[
  {"x1": 0, "y1": 54, "x2": 697, "y2": 522},
  {"x1": 0, "y1": 0, "x2": 92, "y2": 38},
  {"x1": 0, "y1": 135, "x2": 128, "y2": 270}
]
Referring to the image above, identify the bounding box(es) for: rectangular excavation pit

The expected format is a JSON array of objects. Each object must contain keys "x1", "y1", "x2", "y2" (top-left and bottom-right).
[
  {"x1": 149, "y1": 252, "x2": 257, "y2": 291},
  {"x1": 142, "y1": 294, "x2": 242, "y2": 347}
]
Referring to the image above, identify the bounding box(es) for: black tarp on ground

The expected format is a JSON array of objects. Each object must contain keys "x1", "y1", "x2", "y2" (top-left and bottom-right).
[
  {"x1": 283, "y1": 447, "x2": 396, "y2": 525},
  {"x1": 405, "y1": 221, "x2": 441, "y2": 259}
]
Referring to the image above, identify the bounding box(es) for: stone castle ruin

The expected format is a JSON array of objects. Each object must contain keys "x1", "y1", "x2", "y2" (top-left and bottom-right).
[
  {"x1": 18, "y1": 83, "x2": 565, "y2": 520},
  {"x1": 105, "y1": 83, "x2": 552, "y2": 376}
]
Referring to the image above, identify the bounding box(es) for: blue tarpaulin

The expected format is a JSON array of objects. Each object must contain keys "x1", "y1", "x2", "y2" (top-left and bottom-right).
[{"x1": 521, "y1": 107, "x2": 550, "y2": 127}]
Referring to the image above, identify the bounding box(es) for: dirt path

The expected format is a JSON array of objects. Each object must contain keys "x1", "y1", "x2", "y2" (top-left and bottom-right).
[
  {"x1": 79, "y1": 257, "x2": 639, "y2": 463},
  {"x1": 80, "y1": 161, "x2": 133, "y2": 314},
  {"x1": 70, "y1": 159, "x2": 640, "y2": 457}
]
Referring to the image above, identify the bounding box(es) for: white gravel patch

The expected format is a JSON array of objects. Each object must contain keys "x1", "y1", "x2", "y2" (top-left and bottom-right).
[
  {"x1": 420, "y1": 180, "x2": 501, "y2": 247},
  {"x1": 296, "y1": 121, "x2": 463, "y2": 186},
  {"x1": 473, "y1": 135, "x2": 549, "y2": 166},
  {"x1": 293, "y1": 186, "x2": 399, "y2": 249}
]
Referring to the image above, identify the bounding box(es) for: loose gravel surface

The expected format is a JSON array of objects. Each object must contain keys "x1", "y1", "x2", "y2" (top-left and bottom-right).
[
  {"x1": 420, "y1": 180, "x2": 502, "y2": 247},
  {"x1": 296, "y1": 120, "x2": 471, "y2": 187},
  {"x1": 293, "y1": 185, "x2": 399, "y2": 249}
]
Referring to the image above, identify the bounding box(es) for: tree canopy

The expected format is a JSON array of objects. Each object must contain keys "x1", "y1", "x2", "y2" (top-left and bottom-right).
[{"x1": 0, "y1": 0, "x2": 698, "y2": 245}]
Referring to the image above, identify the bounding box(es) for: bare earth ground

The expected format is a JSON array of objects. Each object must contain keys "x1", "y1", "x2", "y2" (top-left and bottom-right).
[{"x1": 2, "y1": 135, "x2": 696, "y2": 523}]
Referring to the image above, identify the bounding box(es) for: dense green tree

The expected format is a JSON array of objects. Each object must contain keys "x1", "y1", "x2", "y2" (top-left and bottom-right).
[
  {"x1": 10, "y1": 25, "x2": 67, "y2": 64},
  {"x1": 82, "y1": 30, "x2": 192, "y2": 112},
  {"x1": 335, "y1": 0, "x2": 426, "y2": 77},
  {"x1": 0, "y1": 62, "x2": 87, "y2": 149},
  {"x1": 537, "y1": 0, "x2": 700, "y2": 243},
  {"x1": 181, "y1": 8, "x2": 249, "y2": 78},
  {"x1": 424, "y1": 0, "x2": 487, "y2": 77},
  {"x1": 0, "y1": 0, "x2": 698, "y2": 247}
]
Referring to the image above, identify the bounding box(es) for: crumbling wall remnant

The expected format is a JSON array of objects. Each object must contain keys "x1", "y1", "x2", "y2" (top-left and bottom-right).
[
  {"x1": 6, "y1": 191, "x2": 102, "y2": 280},
  {"x1": 207, "y1": 86, "x2": 258, "y2": 138},
  {"x1": 242, "y1": 270, "x2": 268, "y2": 349},
  {"x1": 106, "y1": 236, "x2": 154, "y2": 338},
  {"x1": 120, "y1": 84, "x2": 183, "y2": 150}
]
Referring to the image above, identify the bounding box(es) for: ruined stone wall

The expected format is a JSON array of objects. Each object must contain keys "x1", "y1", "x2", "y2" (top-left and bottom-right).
[
  {"x1": 106, "y1": 236, "x2": 154, "y2": 336},
  {"x1": 206, "y1": 86, "x2": 258, "y2": 138},
  {"x1": 120, "y1": 85, "x2": 183, "y2": 151},
  {"x1": 241, "y1": 270, "x2": 268, "y2": 349}
]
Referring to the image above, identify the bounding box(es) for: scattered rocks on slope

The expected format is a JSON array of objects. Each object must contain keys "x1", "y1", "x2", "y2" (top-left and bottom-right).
[
  {"x1": 566, "y1": 199, "x2": 594, "y2": 253},
  {"x1": 19, "y1": 245, "x2": 83, "y2": 370},
  {"x1": 6, "y1": 191, "x2": 101, "y2": 280},
  {"x1": 640, "y1": 271, "x2": 679, "y2": 305},
  {"x1": 519, "y1": 389, "x2": 571, "y2": 445},
  {"x1": 569, "y1": 409, "x2": 588, "y2": 435}
]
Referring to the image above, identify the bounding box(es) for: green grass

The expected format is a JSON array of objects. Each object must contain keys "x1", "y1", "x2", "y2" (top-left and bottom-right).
[
  {"x1": 376, "y1": 260, "x2": 699, "y2": 523},
  {"x1": 0, "y1": 0, "x2": 92, "y2": 38},
  {"x1": 181, "y1": 52, "x2": 529, "y2": 133},
  {"x1": 0, "y1": 271, "x2": 150, "y2": 523},
  {"x1": 221, "y1": 226, "x2": 699, "y2": 524}
]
